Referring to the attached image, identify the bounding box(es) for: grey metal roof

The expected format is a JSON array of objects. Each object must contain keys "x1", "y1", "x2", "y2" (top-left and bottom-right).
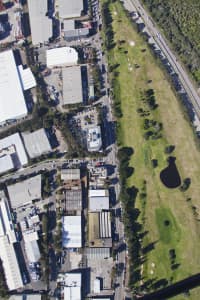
[
  {"x1": 64, "y1": 28, "x2": 89, "y2": 40},
  {"x1": 61, "y1": 168, "x2": 80, "y2": 180},
  {"x1": 22, "y1": 128, "x2": 52, "y2": 159},
  {"x1": 27, "y1": 0, "x2": 52, "y2": 45},
  {"x1": 65, "y1": 190, "x2": 82, "y2": 210},
  {"x1": 85, "y1": 247, "x2": 110, "y2": 260},
  {"x1": 59, "y1": 0, "x2": 84, "y2": 19},
  {"x1": 62, "y1": 66, "x2": 83, "y2": 105},
  {"x1": 7, "y1": 175, "x2": 42, "y2": 209}
]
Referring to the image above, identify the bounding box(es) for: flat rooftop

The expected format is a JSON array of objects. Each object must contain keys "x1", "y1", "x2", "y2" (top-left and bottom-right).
[
  {"x1": 0, "y1": 50, "x2": 27, "y2": 124},
  {"x1": 27, "y1": 0, "x2": 52, "y2": 45},
  {"x1": 87, "y1": 126, "x2": 102, "y2": 152},
  {"x1": 62, "y1": 215, "x2": 82, "y2": 248},
  {"x1": 7, "y1": 175, "x2": 42, "y2": 209},
  {"x1": 22, "y1": 128, "x2": 52, "y2": 159},
  {"x1": 59, "y1": 0, "x2": 84, "y2": 19},
  {"x1": 62, "y1": 66, "x2": 83, "y2": 105},
  {"x1": 0, "y1": 132, "x2": 28, "y2": 169}
]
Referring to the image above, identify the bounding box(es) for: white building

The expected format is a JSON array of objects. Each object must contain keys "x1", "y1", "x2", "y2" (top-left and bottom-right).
[
  {"x1": 89, "y1": 196, "x2": 109, "y2": 211},
  {"x1": 58, "y1": 272, "x2": 81, "y2": 300},
  {"x1": 0, "y1": 236, "x2": 23, "y2": 290},
  {"x1": 0, "y1": 50, "x2": 28, "y2": 124},
  {"x1": 27, "y1": 0, "x2": 52, "y2": 45},
  {"x1": 0, "y1": 192, "x2": 23, "y2": 291},
  {"x1": 18, "y1": 65, "x2": 37, "y2": 91},
  {"x1": 46, "y1": 47, "x2": 78, "y2": 68},
  {"x1": 0, "y1": 132, "x2": 28, "y2": 172},
  {"x1": 7, "y1": 175, "x2": 41, "y2": 209},
  {"x1": 0, "y1": 155, "x2": 14, "y2": 175},
  {"x1": 9, "y1": 295, "x2": 41, "y2": 300},
  {"x1": 89, "y1": 189, "x2": 108, "y2": 198},
  {"x1": 62, "y1": 216, "x2": 82, "y2": 248},
  {"x1": 61, "y1": 168, "x2": 80, "y2": 181},
  {"x1": 0, "y1": 193, "x2": 16, "y2": 243},
  {"x1": 59, "y1": 0, "x2": 84, "y2": 19},
  {"x1": 62, "y1": 66, "x2": 83, "y2": 105},
  {"x1": 87, "y1": 126, "x2": 102, "y2": 152},
  {"x1": 22, "y1": 128, "x2": 52, "y2": 159}
]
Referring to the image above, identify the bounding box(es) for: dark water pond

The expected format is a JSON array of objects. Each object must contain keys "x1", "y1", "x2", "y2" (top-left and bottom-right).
[{"x1": 160, "y1": 157, "x2": 181, "y2": 188}]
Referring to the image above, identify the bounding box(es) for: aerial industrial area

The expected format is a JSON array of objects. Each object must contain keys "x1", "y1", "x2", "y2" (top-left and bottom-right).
[
  {"x1": 1, "y1": 0, "x2": 200, "y2": 299},
  {"x1": 0, "y1": 0, "x2": 125, "y2": 300}
]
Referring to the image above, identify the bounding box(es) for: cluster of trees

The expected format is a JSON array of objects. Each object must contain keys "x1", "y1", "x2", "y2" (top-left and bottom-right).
[
  {"x1": 117, "y1": 147, "x2": 144, "y2": 290},
  {"x1": 142, "y1": 0, "x2": 200, "y2": 83},
  {"x1": 137, "y1": 89, "x2": 162, "y2": 140}
]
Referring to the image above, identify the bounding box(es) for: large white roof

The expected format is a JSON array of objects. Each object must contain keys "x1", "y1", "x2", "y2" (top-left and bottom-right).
[
  {"x1": 18, "y1": 65, "x2": 36, "y2": 90},
  {"x1": 63, "y1": 273, "x2": 81, "y2": 300},
  {"x1": 0, "y1": 236, "x2": 23, "y2": 291},
  {"x1": 7, "y1": 175, "x2": 42, "y2": 209},
  {"x1": 0, "y1": 155, "x2": 14, "y2": 174},
  {"x1": 0, "y1": 50, "x2": 27, "y2": 124},
  {"x1": 46, "y1": 47, "x2": 78, "y2": 68},
  {"x1": 24, "y1": 240, "x2": 41, "y2": 263},
  {"x1": 0, "y1": 196, "x2": 16, "y2": 243},
  {"x1": 59, "y1": 0, "x2": 83, "y2": 19},
  {"x1": 62, "y1": 216, "x2": 82, "y2": 248},
  {"x1": 89, "y1": 196, "x2": 109, "y2": 211},
  {"x1": 0, "y1": 132, "x2": 28, "y2": 168},
  {"x1": 89, "y1": 189, "x2": 108, "y2": 197},
  {"x1": 27, "y1": 0, "x2": 52, "y2": 45}
]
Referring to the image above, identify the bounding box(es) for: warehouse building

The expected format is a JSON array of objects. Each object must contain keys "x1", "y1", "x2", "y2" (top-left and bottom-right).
[
  {"x1": 0, "y1": 132, "x2": 28, "y2": 173},
  {"x1": 0, "y1": 192, "x2": 16, "y2": 243},
  {"x1": 0, "y1": 193, "x2": 23, "y2": 291},
  {"x1": 65, "y1": 190, "x2": 82, "y2": 211},
  {"x1": 0, "y1": 155, "x2": 14, "y2": 175},
  {"x1": 89, "y1": 189, "x2": 108, "y2": 198},
  {"x1": 22, "y1": 128, "x2": 52, "y2": 159},
  {"x1": 57, "y1": 272, "x2": 81, "y2": 300},
  {"x1": 61, "y1": 168, "x2": 80, "y2": 181},
  {"x1": 7, "y1": 175, "x2": 41, "y2": 209},
  {"x1": 87, "y1": 126, "x2": 102, "y2": 152},
  {"x1": 59, "y1": 0, "x2": 84, "y2": 19},
  {"x1": 88, "y1": 211, "x2": 112, "y2": 247},
  {"x1": 62, "y1": 66, "x2": 83, "y2": 105},
  {"x1": 64, "y1": 28, "x2": 89, "y2": 42},
  {"x1": 89, "y1": 196, "x2": 109, "y2": 211},
  {"x1": 23, "y1": 230, "x2": 41, "y2": 263},
  {"x1": 27, "y1": 0, "x2": 52, "y2": 45},
  {"x1": 62, "y1": 215, "x2": 82, "y2": 248},
  {"x1": 46, "y1": 47, "x2": 78, "y2": 68},
  {"x1": 9, "y1": 295, "x2": 41, "y2": 300},
  {"x1": 0, "y1": 50, "x2": 28, "y2": 124},
  {"x1": 18, "y1": 65, "x2": 37, "y2": 91},
  {"x1": 0, "y1": 236, "x2": 23, "y2": 290}
]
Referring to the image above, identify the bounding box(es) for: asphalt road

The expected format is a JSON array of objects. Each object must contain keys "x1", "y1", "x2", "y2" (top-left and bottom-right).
[{"x1": 125, "y1": 0, "x2": 200, "y2": 119}]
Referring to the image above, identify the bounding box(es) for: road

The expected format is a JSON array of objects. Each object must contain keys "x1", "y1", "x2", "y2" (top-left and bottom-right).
[{"x1": 124, "y1": 0, "x2": 200, "y2": 120}]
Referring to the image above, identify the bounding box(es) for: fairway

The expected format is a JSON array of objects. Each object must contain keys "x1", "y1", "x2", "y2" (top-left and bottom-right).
[{"x1": 102, "y1": 0, "x2": 200, "y2": 297}]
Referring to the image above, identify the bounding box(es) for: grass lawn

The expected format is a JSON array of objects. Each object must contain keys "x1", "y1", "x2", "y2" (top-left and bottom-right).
[{"x1": 102, "y1": 0, "x2": 200, "y2": 297}]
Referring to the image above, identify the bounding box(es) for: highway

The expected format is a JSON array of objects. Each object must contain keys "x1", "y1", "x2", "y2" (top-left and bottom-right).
[{"x1": 124, "y1": 0, "x2": 200, "y2": 119}]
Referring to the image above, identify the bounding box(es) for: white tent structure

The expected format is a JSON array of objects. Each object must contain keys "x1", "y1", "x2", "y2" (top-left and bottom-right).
[{"x1": 46, "y1": 47, "x2": 78, "y2": 68}]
